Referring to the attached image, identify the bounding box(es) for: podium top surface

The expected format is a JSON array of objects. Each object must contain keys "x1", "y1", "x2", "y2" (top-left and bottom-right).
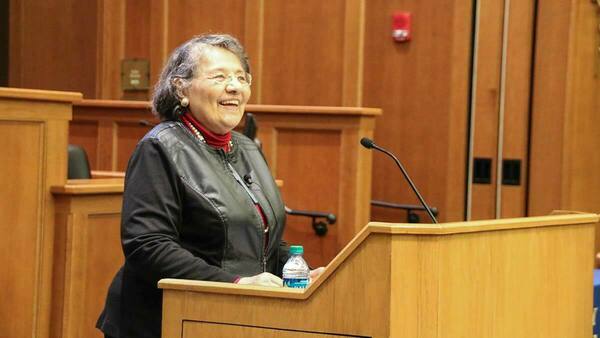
[
  {"x1": 158, "y1": 213, "x2": 598, "y2": 299},
  {"x1": 367, "y1": 212, "x2": 598, "y2": 235}
]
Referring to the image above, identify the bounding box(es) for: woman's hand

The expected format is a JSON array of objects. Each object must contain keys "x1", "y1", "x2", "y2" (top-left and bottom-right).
[
  {"x1": 309, "y1": 267, "x2": 326, "y2": 281},
  {"x1": 237, "y1": 272, "x2": 283, "y2": 287}
]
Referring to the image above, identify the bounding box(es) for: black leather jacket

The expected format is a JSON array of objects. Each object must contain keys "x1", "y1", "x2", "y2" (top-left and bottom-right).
[{"x1": 97, "y1": 121, "x2": 289, "y2": 338}]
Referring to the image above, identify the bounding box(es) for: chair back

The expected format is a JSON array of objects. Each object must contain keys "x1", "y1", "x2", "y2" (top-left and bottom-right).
[
  {"x1": 67, "y1": 144, "x2": 91, "y2": 179},
  {"x1": 243, "y1": 113, "x2": 258, "y2": 140}
]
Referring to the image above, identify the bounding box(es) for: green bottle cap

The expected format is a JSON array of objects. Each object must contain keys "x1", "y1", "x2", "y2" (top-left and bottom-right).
[{"x1": 289, "y1": 245, "x2": 304, "y2": 255}]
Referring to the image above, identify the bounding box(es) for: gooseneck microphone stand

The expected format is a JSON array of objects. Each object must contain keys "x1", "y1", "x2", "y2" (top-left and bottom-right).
[{"x1": 360, "y1": 137, "x2": 438, "y2": 224}]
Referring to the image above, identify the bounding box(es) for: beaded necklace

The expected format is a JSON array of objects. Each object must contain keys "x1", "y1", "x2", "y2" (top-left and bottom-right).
[{"x1": 180, "y1": 112, "x2": 233, "y2": 152}]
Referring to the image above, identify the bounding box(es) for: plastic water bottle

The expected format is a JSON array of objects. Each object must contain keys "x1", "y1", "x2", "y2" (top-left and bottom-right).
[{"x1": 282, "y1": 245, "x2": 310, "y2": 288}]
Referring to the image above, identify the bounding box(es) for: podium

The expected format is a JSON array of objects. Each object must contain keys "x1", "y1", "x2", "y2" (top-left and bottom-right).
[
  {"x1": 159, "y1": 213, "x2": 597, "y2": 338},
  {"x1": 0, "y1": 87, "x2": 82, "y2": 338}
]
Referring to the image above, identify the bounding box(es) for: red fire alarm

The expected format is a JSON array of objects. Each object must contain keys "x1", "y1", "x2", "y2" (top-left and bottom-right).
[{"x1": 392, "y1": 12, "x2": 412, "y2": 42}]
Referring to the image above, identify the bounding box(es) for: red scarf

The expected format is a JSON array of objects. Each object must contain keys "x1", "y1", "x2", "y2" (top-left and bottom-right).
[{"x1": 181, "y1": 112, "x2": 232, "y2": 152}]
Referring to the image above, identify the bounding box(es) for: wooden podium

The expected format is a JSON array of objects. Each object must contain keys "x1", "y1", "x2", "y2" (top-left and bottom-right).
[
  {"x1": 51, "y1": 178, "x2": 125, "y2": 338},
  {"x1": 159, "y1": 213, "x2": 597, "y2": 338},
  {"x1": 0, "y1": 87, "x2": 82, "y2": 338}
]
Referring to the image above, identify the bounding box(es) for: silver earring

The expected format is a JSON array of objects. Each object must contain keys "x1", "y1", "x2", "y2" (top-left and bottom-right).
[{"x1": 181, "y1": 97, "x2": 189, "y2": 107}]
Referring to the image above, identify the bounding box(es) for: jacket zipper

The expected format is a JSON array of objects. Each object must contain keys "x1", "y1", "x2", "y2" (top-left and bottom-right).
[{"x1": 223, "y1": 157, "x2": 268, "y2": 272}]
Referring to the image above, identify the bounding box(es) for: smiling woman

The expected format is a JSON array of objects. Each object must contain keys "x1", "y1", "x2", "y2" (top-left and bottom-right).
[
  {"x1": 95, "y1": 34, "x2": 322, "y2": 338},
  {"x1": 180, "y1": 46, "x2": 251, "y2": 134}
]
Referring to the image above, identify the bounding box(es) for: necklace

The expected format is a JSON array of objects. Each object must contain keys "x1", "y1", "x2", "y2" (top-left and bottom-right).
[{"x1": 183, "y1": 119, "x2": 234, "y2": 151}]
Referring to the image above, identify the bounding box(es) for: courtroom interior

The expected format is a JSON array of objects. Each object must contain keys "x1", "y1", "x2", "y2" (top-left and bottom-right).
[{"x1": 1, "y1": 1, "x2": 600, "y2": 337}]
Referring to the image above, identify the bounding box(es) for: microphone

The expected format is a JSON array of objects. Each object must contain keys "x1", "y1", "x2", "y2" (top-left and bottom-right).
[
  {"x1": 360, "y1": 137, "x2": 375, "y2": 149},
  {"x1": 360, "y1": 137, "x2": 438, "y2": 223}
]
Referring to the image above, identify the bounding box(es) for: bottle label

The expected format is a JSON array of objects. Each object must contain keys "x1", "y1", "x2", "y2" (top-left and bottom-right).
[{"x1": 283, "y1": 278, "x2": 309, "y2": 288}]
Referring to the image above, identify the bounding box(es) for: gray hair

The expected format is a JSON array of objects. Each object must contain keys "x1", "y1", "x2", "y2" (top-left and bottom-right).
[{"x1": 151, "y1": 33, "x2": 250, "y2": 120}]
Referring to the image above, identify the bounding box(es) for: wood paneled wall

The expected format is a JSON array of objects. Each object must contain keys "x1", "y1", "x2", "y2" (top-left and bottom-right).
[
  {"x1": 22, "y1": 0, "x2": 362, "y2": 107},
  {"x1": 10, "y1": 0, "x2": 101, "y2": 98},
  {"x1": 498, "y1": 0, "x2": 535, "y2": 219},
  {"x1": 529, "y1": 0, "x2": 600, "y2": 216},
  {"x1": 9, "y1": 0, "x2": 600, "y2": 224},
  {"x1": 468, "y1": 0, "x2": 536, "y2": 220},
  {"x1": 469, "y1": 0, "x2": 506, "y2": 220},
  {"x1": 363, "y1": 0, "x2": 472, "y2": 223},
  {"x1": 528, "y1": 0, "x2": 600, "y2": 256}
]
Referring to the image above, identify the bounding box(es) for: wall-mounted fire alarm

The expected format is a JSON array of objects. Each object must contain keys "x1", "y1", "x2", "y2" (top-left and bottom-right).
[{"x1": 392, "y1": 12, "x2": 412, "y2": 42}]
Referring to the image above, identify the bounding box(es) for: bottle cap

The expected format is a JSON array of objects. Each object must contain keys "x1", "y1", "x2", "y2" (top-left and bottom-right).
[{"x1": 289, "y1": 245, "x2": 304, "y2": 255}]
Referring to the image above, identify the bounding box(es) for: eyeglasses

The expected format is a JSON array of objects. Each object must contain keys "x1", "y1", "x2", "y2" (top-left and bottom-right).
[{"x1": 204, "y1": 72, "x2": 252, "y2": 87}]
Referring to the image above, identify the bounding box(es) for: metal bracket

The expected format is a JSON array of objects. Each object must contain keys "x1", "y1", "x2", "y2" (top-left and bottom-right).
[{"x1": 285, "y1": 207, "x2": 336, "y2": 237}]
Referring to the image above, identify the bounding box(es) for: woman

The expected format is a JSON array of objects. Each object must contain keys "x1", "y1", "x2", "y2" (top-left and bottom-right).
[{"x1": 97, "y1": 33, "x2": 320, "y2": 338}]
